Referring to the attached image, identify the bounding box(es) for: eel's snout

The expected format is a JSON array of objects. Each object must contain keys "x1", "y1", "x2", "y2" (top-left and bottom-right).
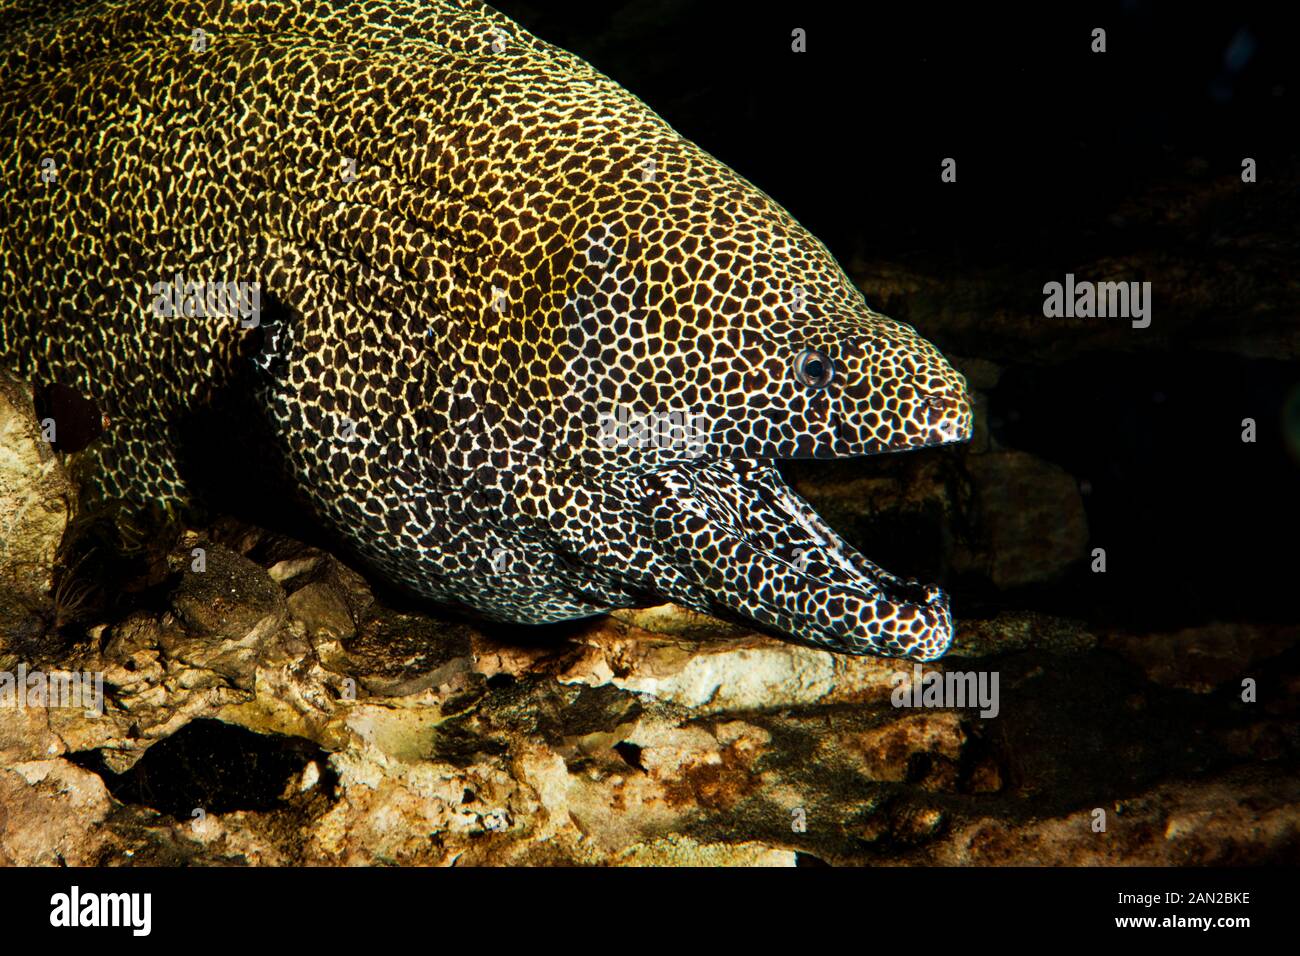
[
  {"x1": 917, "y1": 385, "x2": 975, "y2": 446},
  {"x1": 831, "y1": 373, "x2": 974, "y2": 455}
]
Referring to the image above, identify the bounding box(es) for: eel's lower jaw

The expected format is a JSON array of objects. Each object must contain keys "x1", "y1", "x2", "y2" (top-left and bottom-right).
[
  {"x1": 632, "y1": 460, "x2": 956, "y2": 661},
  {"x1": 756, "y1": 466, "x2": 956, "y2": 660}
]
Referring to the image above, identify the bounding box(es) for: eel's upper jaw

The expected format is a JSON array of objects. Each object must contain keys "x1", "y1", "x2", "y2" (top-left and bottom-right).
[
  {"x1": 845, "y1": 382, "x2": 975, "y2": 457},
  {"x1": 917, "y1": 386, "x2": 976, "y2": 448},
  {"x1": 632, "y1": 459, "x2": 955, "y2": 660}
]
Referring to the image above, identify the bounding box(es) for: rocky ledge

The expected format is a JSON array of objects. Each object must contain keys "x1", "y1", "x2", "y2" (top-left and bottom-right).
[{"x1": 2, "y1": 367, "x2": 1297, "y2": 866}]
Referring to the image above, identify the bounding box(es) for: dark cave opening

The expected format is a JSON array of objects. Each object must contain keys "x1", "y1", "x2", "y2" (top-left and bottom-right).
[
  {"x1": 68, "y1": 719, "x2": 336, "y2": 820},
  {"x1": 986, "y1": 350, "x2": 1299, "y2": 629}
]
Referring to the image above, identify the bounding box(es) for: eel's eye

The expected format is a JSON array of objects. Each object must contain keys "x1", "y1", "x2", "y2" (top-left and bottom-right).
[{"x1": 793, "y1": 348, "x2": 835, "y2": 389}]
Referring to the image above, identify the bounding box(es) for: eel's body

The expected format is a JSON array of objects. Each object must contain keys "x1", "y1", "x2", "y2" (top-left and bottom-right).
[{"x1": 0, "y1": 0, "x2": 972, "y2": 658}]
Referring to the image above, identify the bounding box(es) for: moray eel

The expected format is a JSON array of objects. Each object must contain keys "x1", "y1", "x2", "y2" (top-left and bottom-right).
[{"x1": 0, "y1": 0, "x2": 973, "y2": 659}]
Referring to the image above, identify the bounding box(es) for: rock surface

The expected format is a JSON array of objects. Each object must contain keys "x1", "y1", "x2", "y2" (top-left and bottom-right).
[
  {"x1": 0, "y1": 509, "x2": 1295, "y2": 865},
  {"x1": 0, "y1": 372, "x2": 74, "y2": 659}
]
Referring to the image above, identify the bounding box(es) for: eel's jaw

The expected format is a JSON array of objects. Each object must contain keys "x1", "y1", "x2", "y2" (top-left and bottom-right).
[{"x1": 629, "y1": 458, "x2": 955, "y2": 660}]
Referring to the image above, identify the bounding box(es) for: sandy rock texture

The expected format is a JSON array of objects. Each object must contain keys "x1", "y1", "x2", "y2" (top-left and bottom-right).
[
  {"x1": 0, "y1": 510, "x2": 1295, "y2": 865},
  {"x1": 0, "y1": 374, "x2": 75, "y2": 654}
]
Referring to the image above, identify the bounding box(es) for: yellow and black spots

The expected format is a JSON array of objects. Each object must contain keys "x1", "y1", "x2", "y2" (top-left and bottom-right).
[{"x1": 0, "y1": 0, "x2": 972, "y2": 659}]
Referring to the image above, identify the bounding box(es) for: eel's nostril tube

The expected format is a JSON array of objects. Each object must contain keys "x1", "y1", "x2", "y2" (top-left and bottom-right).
[{"x1": 917, "y1": 386, "x2": 971, "y2": 412}]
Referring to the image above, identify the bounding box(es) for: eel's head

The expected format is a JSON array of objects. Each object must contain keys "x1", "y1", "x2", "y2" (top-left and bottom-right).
[{"x1": 558, "y1": 186, "x2": 972, "y2": 660}]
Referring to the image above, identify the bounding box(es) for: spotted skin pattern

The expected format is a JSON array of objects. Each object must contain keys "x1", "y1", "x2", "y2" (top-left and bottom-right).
[{"x1": 0, "y1": 0, "x2": 973, "y2": 658}]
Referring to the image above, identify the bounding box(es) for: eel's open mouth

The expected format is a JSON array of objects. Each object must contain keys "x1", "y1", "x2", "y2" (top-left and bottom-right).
[{"x1": 628, "y1": 458, "x2": 954, "y2": 660}]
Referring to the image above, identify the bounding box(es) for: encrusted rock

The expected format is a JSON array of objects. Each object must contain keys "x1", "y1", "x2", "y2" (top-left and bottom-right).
[
  {"x1": 0, "y1": 372, "x2": 74, "y2": 651},
  {"x1": 0, "y1": 511, "x2": 1294, "y2": 865}
]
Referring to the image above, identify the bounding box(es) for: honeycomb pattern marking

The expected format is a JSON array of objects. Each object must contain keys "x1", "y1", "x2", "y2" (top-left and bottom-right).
[{"x1": 0, "y1": 0, "x2": 973, "y2": 658}]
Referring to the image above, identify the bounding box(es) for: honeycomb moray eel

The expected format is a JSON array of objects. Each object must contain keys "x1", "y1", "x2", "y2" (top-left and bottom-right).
[{"x1": 0, "y1": 0, "x2": 973, "y2": 659}]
